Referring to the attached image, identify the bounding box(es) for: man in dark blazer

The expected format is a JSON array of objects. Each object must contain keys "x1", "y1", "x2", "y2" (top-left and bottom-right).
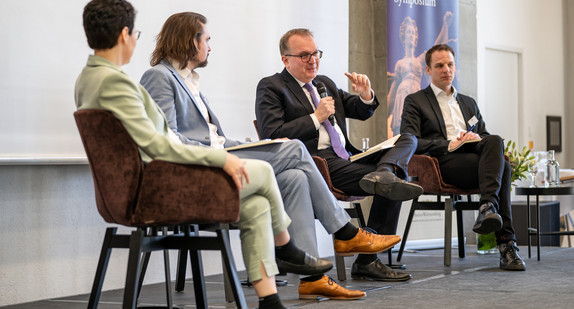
[
  {"x1": 400, "y1": 44, "x2": 525, "y2": 271},
  {"x1": 256, "y1": 28, "x2": 424, "y2": 286}
]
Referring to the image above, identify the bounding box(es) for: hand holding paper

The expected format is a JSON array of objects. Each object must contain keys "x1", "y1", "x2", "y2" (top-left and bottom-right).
[{"x1": 449, "y1": 116, "x2": 481, "y2": 152}]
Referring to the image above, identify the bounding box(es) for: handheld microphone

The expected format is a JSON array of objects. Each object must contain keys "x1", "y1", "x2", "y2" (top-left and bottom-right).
[{"x1": 316, "y1": 82, "x2": 335, "y2": 126}]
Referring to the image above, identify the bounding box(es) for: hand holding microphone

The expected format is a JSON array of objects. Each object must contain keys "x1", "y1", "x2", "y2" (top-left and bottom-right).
[{"x1": 316, "y1": 82, "x2": 335, "y2": 126}]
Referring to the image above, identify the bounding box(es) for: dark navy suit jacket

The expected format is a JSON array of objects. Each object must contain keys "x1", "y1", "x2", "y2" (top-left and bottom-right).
[
  {"x1": 255, "y1": 68, "x2": 379, "y2": 155},
  {"x1": 400, "y1": 85, "x2": 490, "y2": 156}
]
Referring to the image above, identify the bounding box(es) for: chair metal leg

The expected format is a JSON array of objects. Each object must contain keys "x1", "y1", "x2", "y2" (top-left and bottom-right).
[
  {"x1": 444, "y1": 198, "x2": 453, "y2": 267},
  {"x1": 334, "y1": 202, "x2": 367, "y2": 281},
  {"x1": 223, "y1": 255, "x2": 234, "y2": 303},
  {"x1": 124, "y1": 229, "x2": 145, "y2": 309},
  {"x1": 88, "y1": 227, "x2": 117, "y2": 309},
  {"x1": 218, "y1": 224, "x2": 235, "y2": 303},
  {"x1": 352, "y1": 202, "x2": 367, "y2": 227},
  {"x1": 397, "y1": 199, "x2": 418, "y2": 262},
  {"x1": 386, "y1": 249, "x2": 406, "y2": 269},
  {"x1": 456, "y1": 208, "x2": 466, "y2": 258},
  {"x1": 186, "y1": 226, "x2": 208, "y2": 309},
  {"x1": 334, "y1": 234, "x2": 348, "y2": 281},
  {"x1": 161, "y1": 227, "x2": 174, "y2": 309},
  {"x1": 136, "y1": 251, "x2": 152, "y2": 300},
  {"x1": 175, "y1": 249, "x2": 188, "y2": 292},
  {"x1": 174, "y1": 224, "x2": 246, "y2": 306},
  {"x1": 217, "y1": 228, "x2": 248, "y2": 308}
]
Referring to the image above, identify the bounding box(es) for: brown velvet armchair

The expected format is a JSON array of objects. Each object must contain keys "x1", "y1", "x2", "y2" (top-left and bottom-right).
[{"x1": 75, "y1": 109, "x2": 246, "y2": 309}]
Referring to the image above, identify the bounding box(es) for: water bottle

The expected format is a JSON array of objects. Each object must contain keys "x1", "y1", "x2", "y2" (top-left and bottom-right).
[{"x1": 544, "y1": 150, "x2": 560, "y2": 187}]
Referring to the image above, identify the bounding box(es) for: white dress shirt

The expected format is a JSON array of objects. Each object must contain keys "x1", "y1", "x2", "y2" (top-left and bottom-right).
[
  {"x1": 430, "y1": 83, "x2": 466, "y2": 141},
  {"x1": 173, "y1": 62, "x2": 227, "y2": 149}
]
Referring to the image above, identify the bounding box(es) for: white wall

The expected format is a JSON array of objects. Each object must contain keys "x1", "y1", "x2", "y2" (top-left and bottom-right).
[
  {"x1": 477, "y1": 0, "x2": 566, "y2": 163},
  {"x1": 0, "y1": 0, "x2": 349, "y2": 159},
  {"x1": 0, "y1": 0, "x2": 348, "y2": 306}
]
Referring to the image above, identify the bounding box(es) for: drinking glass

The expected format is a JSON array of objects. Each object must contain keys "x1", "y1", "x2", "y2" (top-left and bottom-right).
[
  {"x1": 527, "y1": 160, "x2": 538, "y2": 187},
  {"x1": 530, "y1": 151, "x2": 547, "y2": 187},
  {"x1": 362, "y1": 137, "x2": 370, "y2": 152}
]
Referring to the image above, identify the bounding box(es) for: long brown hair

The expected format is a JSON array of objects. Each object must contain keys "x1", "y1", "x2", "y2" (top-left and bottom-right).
[{"x1": 150, "y1": 12, "x2": 207, "y2": 69}]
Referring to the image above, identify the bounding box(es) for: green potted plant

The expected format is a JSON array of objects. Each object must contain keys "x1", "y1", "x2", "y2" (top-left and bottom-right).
[{"x1": 504, "y1": 140, "x2": 535, "y2": 186}]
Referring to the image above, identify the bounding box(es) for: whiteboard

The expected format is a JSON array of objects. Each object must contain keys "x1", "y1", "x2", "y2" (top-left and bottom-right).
[{"x1": 0, "y1": 0, "x2": 348, "y2": 163}]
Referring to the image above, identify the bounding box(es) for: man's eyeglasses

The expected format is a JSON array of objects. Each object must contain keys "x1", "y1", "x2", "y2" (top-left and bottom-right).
[
  {"x1": 134, "y1": 30, "x2": 141, "y2": 40},
  {"x1": 284, "y1": 50, "x2": 323, "y2": 63}
]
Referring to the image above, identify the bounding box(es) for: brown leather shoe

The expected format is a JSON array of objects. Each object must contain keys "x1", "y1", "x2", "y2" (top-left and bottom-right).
[
  {"x1": 334, "y1": 228, "x2": 401, "y2": 256},
  {"x1": 299, "y1": 275, "x2": 366, "y2": 300}
]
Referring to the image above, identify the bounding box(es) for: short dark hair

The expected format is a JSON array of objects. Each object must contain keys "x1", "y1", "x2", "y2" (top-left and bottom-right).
[
  {"x1": 279, "y1": 28, "x2": 314, "y2": 56},
  {"x1": 150, "y1": 12, "x2": 207, "y2": 69},
  {"x1": 425, "y1": 44, "x2": 455, "y2": 67},
  {"x1": 82, "y1": 0, "x2": 136, "y2": 49}
]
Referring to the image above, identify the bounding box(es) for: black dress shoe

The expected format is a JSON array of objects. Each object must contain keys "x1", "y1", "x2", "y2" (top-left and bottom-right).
[
  {"x1": 276, "y1": 253, "x2": 333, "y2": 276},
  {"x1": 472, "y1": 202, "x2": 503, "y2": 234},
  {"x1": 351, "y1": 259, "x2": 412, "y2": 282},
  {"x1": 499, "y1": 240, "x2": 526, "y2": 271},
  {"x1": 359, "y1": 171, "x2": 423, "y2": 201}
]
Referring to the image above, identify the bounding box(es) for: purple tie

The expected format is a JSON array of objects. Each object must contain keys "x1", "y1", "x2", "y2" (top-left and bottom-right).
[{"x1": 304, "y1": 83, "x2": 350, "y2": 160}]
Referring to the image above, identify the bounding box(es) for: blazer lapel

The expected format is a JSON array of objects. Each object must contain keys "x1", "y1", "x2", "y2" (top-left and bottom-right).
[
  {"x1": 161, "y1": 60, "x2": 205, "y2": 116},
  {"x1": 424, "y1": 86, "x2": 448, "y2": 139},
  {"x1": 281, "y1": 69, "x2": 315, "y2": 115},
  {"x1": 199, "y1": 93, "x2": 226, "y2": 137},
  {"x1": 456, "y1": 94, "x2": 474, "y2": 129}
]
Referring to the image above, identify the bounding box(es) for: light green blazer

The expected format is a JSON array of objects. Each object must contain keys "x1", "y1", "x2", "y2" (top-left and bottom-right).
[{"x1": 74, "y1": 54, "x2": 226, "y2": 167}]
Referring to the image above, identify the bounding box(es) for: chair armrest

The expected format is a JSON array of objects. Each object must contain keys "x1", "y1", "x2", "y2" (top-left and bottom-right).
[
  {"x1": 408, "y1": 154, "x2": 443, "y2": 194},
  {"x1": 312, "y1": 156, "x2": 332, "y2": 188},
  {"x1": 131, "y1": 160, "x2": 241, "y2": 226},
  {"x1": 312, "y1": 156, "x2": 351, "y2": 200}
]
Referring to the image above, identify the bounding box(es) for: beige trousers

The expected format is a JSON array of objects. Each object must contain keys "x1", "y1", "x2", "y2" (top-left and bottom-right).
[{"x1": 236, "y1": 159, "x2": 291, "y2": 282}]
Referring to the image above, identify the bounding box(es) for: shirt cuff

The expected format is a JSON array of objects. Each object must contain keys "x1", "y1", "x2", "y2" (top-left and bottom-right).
[
  {"x1": 310, "y1": 114, "x2": 320, "y2": 130},
  {"x1": 361, "y1": 90, "x2": 376, "y2": 105}
]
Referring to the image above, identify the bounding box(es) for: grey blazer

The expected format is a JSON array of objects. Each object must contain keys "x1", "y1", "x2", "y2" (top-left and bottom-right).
[{"x1": 140, "y1": 60, "x2": 241, "y2": 148}]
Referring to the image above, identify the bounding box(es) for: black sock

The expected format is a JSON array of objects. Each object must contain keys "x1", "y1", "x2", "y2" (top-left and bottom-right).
[
  {"x1": 258, "y1": 293, "x2": 285, "y2": 309},
  {"x1": 300, "y1": 274, "x2": 324, "y2": 282},
  {"x1": 377, "y1": 163, "x2": 395, "y2": 173},
  {"x1": 354, "y1": 253, "x2": 377, "y2": 265},
  {"x1": 334, "y1": 222, "x2": 359, "y2": 240},
  {"x1": 275, "y1": 239, "x2": 305, "y2": 264}
]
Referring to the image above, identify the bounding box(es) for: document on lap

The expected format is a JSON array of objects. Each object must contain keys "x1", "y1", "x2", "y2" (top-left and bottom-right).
[
  {"x1": 448, "y1": 139, "x2": 481, "y2": 152},
  {"x1": 349, "y1": 134, "x2": 401, "y2": 162},
  {"x1": 224, "y1": 139, "x2": 287, "y2": 151}
]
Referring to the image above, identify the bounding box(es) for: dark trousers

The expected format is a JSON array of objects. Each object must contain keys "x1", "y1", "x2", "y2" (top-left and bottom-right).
[
  {"x1": 317, "y1": 133, "x2": 418, "y2": 235},
  {"x1": 436, "y1": 135, "x2": 516, "y2": 243}
]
